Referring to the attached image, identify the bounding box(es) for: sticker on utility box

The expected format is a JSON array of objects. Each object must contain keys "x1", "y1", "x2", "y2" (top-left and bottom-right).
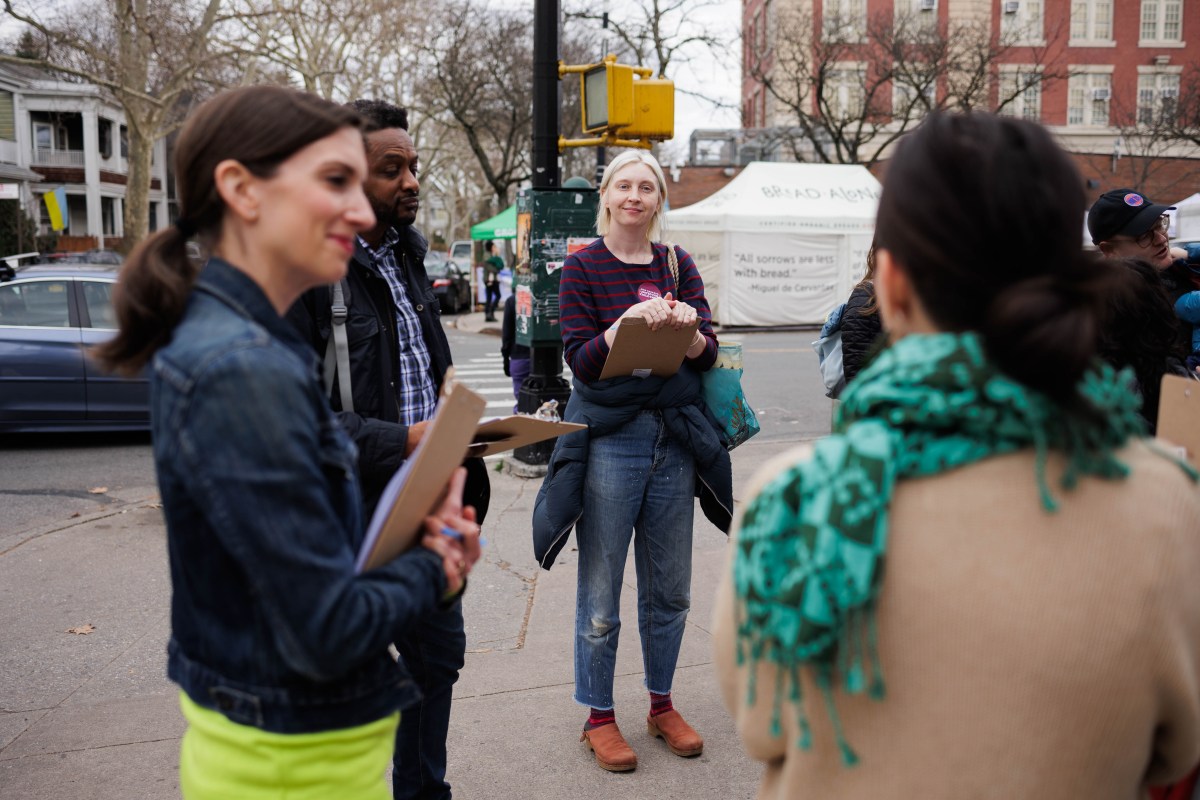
[{"x1": 545, "y1": 261, "x2": 563, "y2": 275}]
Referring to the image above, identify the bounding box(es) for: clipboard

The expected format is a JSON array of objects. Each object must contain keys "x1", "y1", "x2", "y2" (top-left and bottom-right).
[
  {"x1": 1157, "y1": 373, "x2": 1200, "y2": 466},
  {"x1": 598, "y1": 317, "x2": 700, "y2": 381},
  {"x1": 355, "y1": 381, "x2": 487, "y2": 573},
  {"x1": 469, "y1": 415, "x2": 586, "y2": 457}
]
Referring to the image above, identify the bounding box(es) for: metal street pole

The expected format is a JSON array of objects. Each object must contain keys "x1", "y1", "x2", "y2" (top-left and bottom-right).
[
  {"x1": 532, "y1": 0, "x2": 560, "y2": 190},
  {"x1": 514, "y1": 0, "x2": 574, "y2": 467}
]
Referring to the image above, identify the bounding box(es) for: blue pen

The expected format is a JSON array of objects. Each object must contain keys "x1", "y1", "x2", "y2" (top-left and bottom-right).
[{"x1": 441, "y1": 525, "x2": 487, "y2": 548}]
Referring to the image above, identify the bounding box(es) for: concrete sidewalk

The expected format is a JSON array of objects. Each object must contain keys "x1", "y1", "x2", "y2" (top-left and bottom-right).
[
  {"x1": 0, "y1": 434, "x2": 809, "y2": 799},
  {"x1": 450, "y1": 309, "x2": 501, "y2": 338}
]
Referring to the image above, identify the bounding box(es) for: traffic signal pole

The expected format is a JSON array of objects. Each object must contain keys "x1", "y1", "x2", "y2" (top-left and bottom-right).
[
  {"x1": 513, "y1": 3, "x2": 672, "y2": 469},
  {"x1": 532, "y1": 0, "x2": 561, "y2": 191},
  {"x1": 513, "y1": 0, "x2": 574, "y2": 468}
]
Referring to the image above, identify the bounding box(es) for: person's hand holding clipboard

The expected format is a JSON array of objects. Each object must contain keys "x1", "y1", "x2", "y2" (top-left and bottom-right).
[{"x1": 599, "y1": 292, "x2": 704, "y2": 380}]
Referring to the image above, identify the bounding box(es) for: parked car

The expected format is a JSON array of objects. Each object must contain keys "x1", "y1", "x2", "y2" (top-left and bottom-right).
[
  {"x1": 0, "y1": 261, "x2": 148, "y2": 432},
  {"x1": 449, "y1": 239, "x2": 473, "y2": 265},
  {"x1": 424, "y1": 251, "x2": 472, "y2": 314},
  {"x1": 37, "y1": 249, "x2": 124, "y2": 266}
]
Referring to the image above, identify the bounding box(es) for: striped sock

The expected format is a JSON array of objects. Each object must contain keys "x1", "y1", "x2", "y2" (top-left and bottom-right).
[
  {"x1": 649, "y1": 692, "x2": 673, "y2": 717},
  {"x1": 585, "y1": 707, "x2": 616, "y2": 730}
]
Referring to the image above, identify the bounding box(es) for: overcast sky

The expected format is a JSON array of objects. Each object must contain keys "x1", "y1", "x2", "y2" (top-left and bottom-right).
[{"x1": 5, "y1": 0, "x2": 743, "y2": 150}]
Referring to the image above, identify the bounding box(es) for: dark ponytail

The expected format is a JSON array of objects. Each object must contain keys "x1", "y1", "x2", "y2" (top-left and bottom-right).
[
  {"x1": 874, "y1": 113, "x2": 1119, "y2": 413},
  {"x1": 95, "y1": 225, "x2": 197, "y2": 375},
  {"x1": 94, "y1": 86, "x2": 362, "y2": 375}
]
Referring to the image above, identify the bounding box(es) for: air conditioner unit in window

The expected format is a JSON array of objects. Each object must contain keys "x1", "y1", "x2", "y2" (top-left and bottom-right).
[
  {"x1": 918, "y1": 0, "x2": 937, "y2": 10},
  {"x1": 1091, "y1": 87, "x2": 1111, "y2": 101},
  {"x1": 1003, "y1": 1, "x2": 1020, "y2": 13}
]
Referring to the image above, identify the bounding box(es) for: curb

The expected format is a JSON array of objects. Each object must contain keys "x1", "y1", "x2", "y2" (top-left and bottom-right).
[{"x1": 0, "y1": 490, "x2": 161, "y2": 558}]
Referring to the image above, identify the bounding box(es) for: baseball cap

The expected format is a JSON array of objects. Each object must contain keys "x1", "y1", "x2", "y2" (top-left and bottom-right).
[{"x1": 1087, "y1": 188, "x2": 1175, "y2": 245}]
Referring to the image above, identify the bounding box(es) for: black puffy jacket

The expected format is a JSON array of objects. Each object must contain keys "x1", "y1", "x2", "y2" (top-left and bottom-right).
[{"x1": 841, "y1": 282, "x2": 884, "y2": 385}]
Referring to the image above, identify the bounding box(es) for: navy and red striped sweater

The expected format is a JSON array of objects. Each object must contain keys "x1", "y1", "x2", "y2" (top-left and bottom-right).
[{"x1": 559, "y1": 239, "x2": 718, "y2": 384}]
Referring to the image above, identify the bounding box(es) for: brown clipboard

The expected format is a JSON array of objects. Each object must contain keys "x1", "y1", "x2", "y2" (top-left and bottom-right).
[
  {"x1": 469, "y1": 416, "x2": 587, "y2": 457},
  {"x1": 355, "y1": 381, "x2": 487, "y2": 573},
  {"x1": 597, "y1": 317, "x2": 700, "y2": 381},
  {"x1": 1157, "y1": 374, "x2": 1200, "y2": 466}
]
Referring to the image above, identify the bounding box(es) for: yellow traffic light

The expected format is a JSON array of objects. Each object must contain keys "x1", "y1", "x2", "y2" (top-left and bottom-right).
[
  {"x1": 559, "y1": 55, "x2": 674, "y2": 150},
  {"x1": 621, "y1": 79, "x2": 674, "y2": 141},
  {"x1": 582, "y1": 59, "x2": 634, "y2": 133}
]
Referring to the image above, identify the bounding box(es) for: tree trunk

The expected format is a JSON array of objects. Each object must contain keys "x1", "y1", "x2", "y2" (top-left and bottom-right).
[{"x1": 122, "y1": 131, "x2": 154, "y2": 252}]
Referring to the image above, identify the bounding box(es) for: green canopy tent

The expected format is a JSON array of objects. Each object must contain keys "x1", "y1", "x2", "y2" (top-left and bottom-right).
[
  {"x1": 470, "y1": 205, "x2": 517, "y2": 240},
  {"x1": 468, "y1": 205, "x2": 517, "y2": 306}
]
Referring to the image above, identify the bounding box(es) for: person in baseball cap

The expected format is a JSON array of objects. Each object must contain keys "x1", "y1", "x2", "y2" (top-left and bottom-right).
[{"x1": 1088, "y1": 188, "x2": 1176, "y2": 269}]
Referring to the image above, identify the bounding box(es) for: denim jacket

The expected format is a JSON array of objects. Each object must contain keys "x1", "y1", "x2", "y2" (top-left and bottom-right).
[{"x1": 153, "y1": 259, "x2": 447, "y2": 734}]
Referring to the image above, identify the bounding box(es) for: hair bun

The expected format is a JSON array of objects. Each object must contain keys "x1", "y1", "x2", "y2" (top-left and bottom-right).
[{"x1": 981, "y1": 273, "x2": 1100, "y2": 406}]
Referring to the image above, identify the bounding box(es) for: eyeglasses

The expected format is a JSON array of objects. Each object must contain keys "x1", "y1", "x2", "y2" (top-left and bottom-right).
[{"x1": 1131, "y1": 215, "x2": 1170, "y2": 248}]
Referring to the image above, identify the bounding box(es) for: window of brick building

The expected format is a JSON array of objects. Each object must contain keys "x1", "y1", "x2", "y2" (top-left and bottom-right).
[
  {"x1": 1001, "y1": 1, "x2": 1044, "y2": 45},
  {"x1": 1067, "y1": 72, "x2": 1111, "y2": 126},
  {"x1": 822, "y1": 66, "x2": 866, "y2": 119},
  {"x1": 824, "y1": 0, "x2": 867, "y2": 42},
  {"x1": 1140, "y1": 0, "x2": 1184, "y2": 43},
  {"x1": 998, "y1": 68, "x2": 1043, "y2": 121},
  {"x1": 1070, "y1": 0, "x2": 1113, "y2": 43},
  {"x1": 1137, "y1": 72, "x2": 1181, "y2": 122}
]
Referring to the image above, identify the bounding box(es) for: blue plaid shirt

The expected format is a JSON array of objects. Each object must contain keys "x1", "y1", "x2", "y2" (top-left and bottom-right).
[{"x1": 361, "y1": 228, "x2": 438, "y2": 425}]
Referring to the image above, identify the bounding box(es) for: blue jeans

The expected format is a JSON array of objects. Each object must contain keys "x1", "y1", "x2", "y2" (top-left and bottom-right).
[
  {"x1": 509, "y1": 357, "x2": 531, "y2": 414},
  {"x1": 574, "y1": 410, "x2": 696, "y2": 710},
  {"x1": 392, "y1": 600, "x2": 465, "y2": 800}
]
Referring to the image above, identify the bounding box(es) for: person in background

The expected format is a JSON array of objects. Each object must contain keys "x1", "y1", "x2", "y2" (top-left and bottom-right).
[
  {"x1": 1089, "y1": 188, "x2": 1200, "y2": 349},
  {"x1": 715, "y1": 113, "x2": 1200, "y2": 799},
  {"x1": 500, "y1": 293, "x2": 530, "y2": 413},
  {"x1": 94, "y1": 86, "x2": 481, "y2": 799},
  {"x1": 286, "y1": 98, "x2": 487, "y2": 800},
  {"x1": 534, "y1": 149, "x2": 733, "y2": 773},
  {"x1": 483, "y1": 239, "x2": 504, "y2": 322},
  {"x1": 1096, "y1": 258, "x2": 1191, "y2": 432},
  {"x1": 840, "y1": 242, "x2": 883, "y2": 385}
]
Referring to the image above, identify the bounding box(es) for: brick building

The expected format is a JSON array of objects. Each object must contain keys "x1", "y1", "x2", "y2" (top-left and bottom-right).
[{"x1": 739, "y1": 0, "x2": 1200, "y2": 203}]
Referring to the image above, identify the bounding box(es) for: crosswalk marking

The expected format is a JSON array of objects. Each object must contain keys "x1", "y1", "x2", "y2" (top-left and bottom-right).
[{"x1": 452, "y1": 355, "x2": 572, "y2": 416}]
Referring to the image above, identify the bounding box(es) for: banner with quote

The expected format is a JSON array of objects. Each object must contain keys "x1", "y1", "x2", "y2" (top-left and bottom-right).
[
  {"x1": 725, "y1": 233, "x2": 839, "y2": 326},
  {"x1": 667, "y1": 162, "x2": 880, "y2": 326}
]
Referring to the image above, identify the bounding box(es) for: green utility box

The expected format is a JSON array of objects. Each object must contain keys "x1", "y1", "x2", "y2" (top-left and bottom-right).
[{"x1": 513, "y1": 186, "x2": 600, "y2": 348}]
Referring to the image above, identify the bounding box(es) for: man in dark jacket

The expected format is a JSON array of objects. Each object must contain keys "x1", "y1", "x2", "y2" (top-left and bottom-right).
[{"x1": 287, "y1": 99, "x2": 486, "y2": 800}]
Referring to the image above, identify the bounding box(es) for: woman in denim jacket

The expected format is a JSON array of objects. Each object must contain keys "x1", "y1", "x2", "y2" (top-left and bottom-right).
[{"x1": 96, "y1": 86, "x2": 481, "y2": 799}]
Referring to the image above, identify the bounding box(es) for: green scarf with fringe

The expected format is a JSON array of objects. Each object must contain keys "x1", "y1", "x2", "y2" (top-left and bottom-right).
[{"x1": 732, "y1": 331, "x2": 1191, "y2": 766}]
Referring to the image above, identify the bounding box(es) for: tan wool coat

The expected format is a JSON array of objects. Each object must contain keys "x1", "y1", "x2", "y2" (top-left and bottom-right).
[{"x1": 714, "y1": 440, "x2": 1200, "y2": 800}]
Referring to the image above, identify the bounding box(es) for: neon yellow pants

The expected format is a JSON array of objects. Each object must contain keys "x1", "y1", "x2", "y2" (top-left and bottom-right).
[{"x1": 179, "y1": 693, "x2": 399, "y2": 800}]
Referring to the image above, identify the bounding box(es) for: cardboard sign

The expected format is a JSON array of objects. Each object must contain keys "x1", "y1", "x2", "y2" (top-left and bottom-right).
[
  {"x1": 355, "y1": 381, "x2": 487, "y2": 573},
  {"x1": 469, "y1": 416, "x2": 586, "y2": 458},
  {"x1": 1157, "y1": 374, "x2": 1200, "y2": 466},
  {"x1": 598, "y1": 317, "x2": 699, "y2": 381}
]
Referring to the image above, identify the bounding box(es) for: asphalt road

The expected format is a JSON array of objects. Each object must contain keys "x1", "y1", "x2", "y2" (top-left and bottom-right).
[{"x1": 0, "y1": 323, "x2": 830, "y2": 546}]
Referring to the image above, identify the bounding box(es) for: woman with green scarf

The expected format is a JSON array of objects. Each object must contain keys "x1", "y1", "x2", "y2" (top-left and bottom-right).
[{"x1": 713, "y1": 113, "x2": 1200, "y2": 798}]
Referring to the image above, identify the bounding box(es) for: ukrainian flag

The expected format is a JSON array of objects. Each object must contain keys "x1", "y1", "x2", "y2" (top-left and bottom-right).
[{"x1": 43, "y1": 187, "x2": 67, "y2": 232}]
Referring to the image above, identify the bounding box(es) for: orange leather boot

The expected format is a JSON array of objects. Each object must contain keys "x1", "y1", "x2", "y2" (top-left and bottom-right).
[
  {"x1": 647, "y1": 709, "x2": 704, "y2": 757},
  {"x1": 581, "y1": 723, "x2": 638, "y2": 772}
]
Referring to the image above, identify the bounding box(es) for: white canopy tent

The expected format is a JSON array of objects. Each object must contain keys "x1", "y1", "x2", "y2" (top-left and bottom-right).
[
  {"x1": 665, "y1": 162, "x2": 881, "y2": 326},
  {"x1": 1169, "y1": 192, "x2": 1200, "y2": 240}
]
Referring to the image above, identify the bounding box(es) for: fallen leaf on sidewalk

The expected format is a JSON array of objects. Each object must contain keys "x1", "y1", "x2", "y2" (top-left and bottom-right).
[
  {"x1": 66, "y1": 624, "x2": 96, "y2": 635},
  {"x1": 69, "y1": 512, "x2": 81, "y2": 518},
  {"x1": 88, "y1": 487, "x2": 108, "y2": 494}
]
